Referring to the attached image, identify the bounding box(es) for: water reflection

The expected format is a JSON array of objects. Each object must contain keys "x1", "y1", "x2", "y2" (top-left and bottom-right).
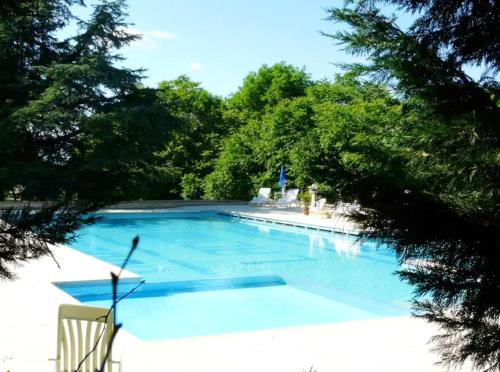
[
  {"x1": 333, "y1": 237, "x2": 361, "y2": 256},
  {"x1": 308, "y1": 232, "x2": 326, "y2": 250},
  {"x1": 308, "y1": 231, "x2": 361, "y2": 257},
  {"x1": 257, "y1": 225, "x2": 271, "y2": 234}
]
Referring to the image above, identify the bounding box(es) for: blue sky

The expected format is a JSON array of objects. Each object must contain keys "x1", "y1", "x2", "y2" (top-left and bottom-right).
[
  {"x1": 72, "y1": 1, "x2": 485, "y2": 97},
  {"x1": 75, "y1": 0, "x2": 363, "y2": 96}
]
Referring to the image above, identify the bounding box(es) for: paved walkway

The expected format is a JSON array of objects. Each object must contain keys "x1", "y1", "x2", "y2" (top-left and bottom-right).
[
  {"x1": 106, "y1": 203, "x2": 360, "y2": 234},
  {"x1": 0, "y1": 205, "x2": 472, "y2": 372},
  {"x1": 219, "y1": 205, "x2": 359, "y2": 235}
]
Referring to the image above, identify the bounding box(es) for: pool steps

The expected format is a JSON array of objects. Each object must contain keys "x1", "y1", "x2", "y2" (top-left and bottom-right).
[
  {"x1": 55, "y1": 275, "x2": 287, "y2": 302},
  {"x1": 218, "y1": 211, "x2": 359, "y2": 236}
]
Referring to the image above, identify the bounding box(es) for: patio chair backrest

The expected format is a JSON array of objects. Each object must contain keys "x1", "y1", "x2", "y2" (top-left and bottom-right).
[
  {"x1": 55, "y1": 304, "x2": 114, "y2": 372},
  {"x1": 286, "y1": 189, "x2": 299, "y2": 201},
  {"x1": 258, "y1": 187, "x2": 271, "y2": 199}
]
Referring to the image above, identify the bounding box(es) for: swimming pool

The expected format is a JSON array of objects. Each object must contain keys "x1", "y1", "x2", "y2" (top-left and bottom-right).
[{"x1": 58, "y1": 211, "x2": 413, "y2": 340}]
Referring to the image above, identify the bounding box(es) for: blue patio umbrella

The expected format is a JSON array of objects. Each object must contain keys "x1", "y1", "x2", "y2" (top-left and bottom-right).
[{"x1": 279, "y1": 165, "x2": 286, "y2": 193}]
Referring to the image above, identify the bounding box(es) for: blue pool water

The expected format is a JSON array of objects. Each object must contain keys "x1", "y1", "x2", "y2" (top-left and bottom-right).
[{"x1": 58, "y1": 211, "x2": 414, "y2": 340}]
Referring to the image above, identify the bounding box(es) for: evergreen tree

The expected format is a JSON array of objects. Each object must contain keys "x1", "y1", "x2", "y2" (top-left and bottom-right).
[
  {"x1": 0, "y1": 0, "x2": 173, "y2": 279},
  {"x1": 326, "y1": 1, "x2": 500, "y2": 369}
]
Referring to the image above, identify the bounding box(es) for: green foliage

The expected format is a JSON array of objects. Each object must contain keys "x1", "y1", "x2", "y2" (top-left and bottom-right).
[
  {"x1": 203, "y1": 63, "x2": 316, "y2": 199},
  {"x1": 205, "y1": 72, "x2": 400, "y2": 201},
  {"x1": 325, "y1": 3, "x2": 500, "y2": 139},
  {"x1": 298, "y1": 191, "x2": 311, "y2": 204},
  {"x1": 203, "y1": 130, "x2": 257, "y2": 200},
  {"x1": 375, "y1": 0, "x2": 500, "y2": 71},
  {"x1": 312, "y1": 81, "x2": 404, "y2": 183},
  {"x1": 327, "y1": 1, "x2": 500, "y2": 369},
  {"x1": 137, "y1": 64, "x2": 380, "y2": 203},
  {"x1": 180, "y1": 173, "x2": 203, "y2": 200},
  {"x1": 153, "y1": 76, "x2": 232, "y2": 199},
  {"x1": 229, "y1": 63, "x2": 311, "y2": 114},
  {"x1": 0, "y1": 0, "x2": 174, "y2": 278}
]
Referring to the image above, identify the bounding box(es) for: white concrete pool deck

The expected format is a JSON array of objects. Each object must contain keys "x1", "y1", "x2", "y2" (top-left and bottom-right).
[{"x1": 0, "y1": 204, "x2": 472, "y2": 372}]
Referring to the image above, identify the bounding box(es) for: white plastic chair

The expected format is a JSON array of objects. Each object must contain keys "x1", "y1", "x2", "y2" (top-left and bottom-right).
[
  {"x1": 51, "y1": 304, "x2": 120, "y2": 372},
  {"x1": 276, "y1": 188, "x2": 300, "y2": 207},
  {"x1": 249, "y1": 187, "x2": 271, "y2": 206},
  {"x1": 312, "y1": 198, "x2": 327, "y2": 213}
]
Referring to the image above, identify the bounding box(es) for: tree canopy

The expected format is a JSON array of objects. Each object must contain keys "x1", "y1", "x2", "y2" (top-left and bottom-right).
[
  {"x1": 229, "y1": 63, "x2": 311, "y2": 114},
  {"x1": 325, "y1": 1, "x2": 500, "y2": 369},
  {"x1": 153, "y1": 76, "x2": 234, "y2": 199},
  {"x1": 0, "y1": 0, "x2": 174, "y2": 278},
  {"x1": 204, "y1": 64, "x2": 314, "y2": 199}
]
